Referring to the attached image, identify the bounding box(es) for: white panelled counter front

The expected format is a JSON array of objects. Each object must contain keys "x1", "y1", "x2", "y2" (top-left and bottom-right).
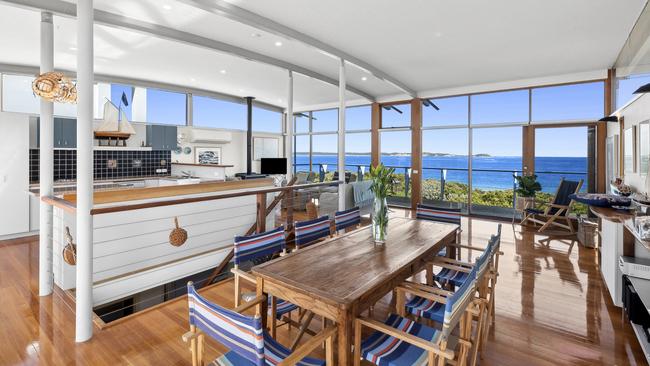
[{"x1": 47, "y1": 178, "x2": 276, "y2": 307}]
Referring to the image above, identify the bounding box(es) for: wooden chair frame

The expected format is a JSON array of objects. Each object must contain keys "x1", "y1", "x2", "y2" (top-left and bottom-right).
[
  {"x1": 232, "y1": 249, "x2": 298, "y2": 338},
  {"x1": 520, "y1": 178, "x2": 583, "y2": 233},
  {"x1": 182, "y1": 295, "x2": 337, "y2": 366}
]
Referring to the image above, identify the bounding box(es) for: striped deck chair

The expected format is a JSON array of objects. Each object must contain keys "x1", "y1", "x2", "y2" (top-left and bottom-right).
[
  {"x1": 183, "y1": 282, "x2": 336, "y2": 366},
  {"x1": 231, "y1": 226, "x2": 298, "y2": 337},
  {"x1": 354, "y1": 267, "x2": 479, "y2": 366},
  {"x1": 294, "y1": 216, "x2": 332, "y2": 249},
  {"x1": 334, "y1": 206, "x2": 361, "y2": 233},
  {"x1": 416, "y1": 204, "x2": 462, "y2": 258}
]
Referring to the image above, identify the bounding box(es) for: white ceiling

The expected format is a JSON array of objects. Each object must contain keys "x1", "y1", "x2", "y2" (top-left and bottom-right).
[{"x1": 0, "y1": 0, "x2": 646, "y2": 109}]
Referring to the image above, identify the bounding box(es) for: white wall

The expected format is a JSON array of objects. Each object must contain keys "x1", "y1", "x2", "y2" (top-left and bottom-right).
[
  {"x1": 610, "y1": 93, "x2": 650, "y2": 194},
  {"x1": 172, "y1": 126, "x2": 284, "y2": 177},
  {"x1": 0, "y1": 111, "x2": 30, "y2": 237}
]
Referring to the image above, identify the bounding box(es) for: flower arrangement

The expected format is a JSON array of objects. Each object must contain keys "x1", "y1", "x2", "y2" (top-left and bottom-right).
[{"x1": 369, "y1": 163, "x2": 395, "y2": 243}]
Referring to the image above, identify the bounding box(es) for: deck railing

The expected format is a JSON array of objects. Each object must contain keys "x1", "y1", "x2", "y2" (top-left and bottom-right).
[{"x1": 294, "y1": 163, "x2": 587, "y2": 211}]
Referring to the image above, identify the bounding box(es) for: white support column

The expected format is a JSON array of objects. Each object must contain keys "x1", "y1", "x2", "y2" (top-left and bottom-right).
[
  {"x1": 338, "y1": 59, "x2": 346, "y2": 211},
  {"x1": 286, "y1": 70, "x2": 294, "y2": 180},
  {"x1": 75, "y1": 0, "x2": 94, "y2": 343},
  {"x1": 38, "y1": 11, "x2": 54, "y2": 297}
]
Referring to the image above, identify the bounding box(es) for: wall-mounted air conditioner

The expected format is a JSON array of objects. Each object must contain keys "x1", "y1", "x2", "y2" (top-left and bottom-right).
[{"x1": 188, "y1": 129, "x2": 232, "y2": 144}]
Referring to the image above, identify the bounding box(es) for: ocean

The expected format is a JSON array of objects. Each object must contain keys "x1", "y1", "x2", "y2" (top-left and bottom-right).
[{"x1": 295, "y1": 154, "x2": 587, "y2": 193}]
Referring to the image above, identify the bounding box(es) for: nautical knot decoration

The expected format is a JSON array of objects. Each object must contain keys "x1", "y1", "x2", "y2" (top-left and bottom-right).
[
  {"x1": 169, "y1": 217, "x2": 188, "y2": 247},
  {"x1": 62, "y1": 226, "x2": 77, "y2": 266},
  {"x1": 32, "y1": 72, "x2": 77, "y2": 104}
]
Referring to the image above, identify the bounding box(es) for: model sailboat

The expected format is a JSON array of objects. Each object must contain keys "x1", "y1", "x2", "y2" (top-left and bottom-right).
[{"x1": 94, "y1": 99, "x2": 136, "y2": 146}]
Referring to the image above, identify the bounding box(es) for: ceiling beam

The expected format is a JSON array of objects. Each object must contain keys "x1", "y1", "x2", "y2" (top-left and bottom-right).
[
  {"x1": 178, "y1": 0, "x2": 417, "y2": 97},
  {"x1": 0, "y1": 0, "x2": 376, "y2": 102},
  {"x1": 0, "y1": 62, "x2": 285, "y2": 112}
]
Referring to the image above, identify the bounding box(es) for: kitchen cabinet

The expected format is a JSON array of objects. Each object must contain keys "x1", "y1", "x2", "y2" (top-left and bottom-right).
[
  {"x1": 0, "y1": 112, "x2": 29, "y2": 236},
  {"x1": 37, "y1": 117, "x2": 77, "y2": 148},
  {"x1": 146, "y1": 125, "x2": 177, "y2": 150}
]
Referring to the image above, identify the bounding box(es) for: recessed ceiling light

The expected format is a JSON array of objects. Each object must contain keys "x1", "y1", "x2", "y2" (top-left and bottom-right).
[
  {"x1": 162, "y1": 4, "x2": 172, "y2": 10},
  {"x1": 278, "y1": 98, "x2": 283, "y2": 103},
  {"x1": 361, "y1": 76, "x2": 368, "y2": 81},
  {"x1": 434, "y1": 31, "x2": 442, "y2": 37},
  {"x1": 274, "y1": 41, "x2": 283, "y2": 47},
  {"x1": 238, "y1": 88, "x2": 244, "y2": 92},
  {"x1": 220, "y1": 69, "x2": 227, "y2": 74},
  {"x1": 69, "y1": 46, "x2": 77, "y2": 51},
  {"x1": 251, "y1": 33, "x2": 262, "y2": 38},
  {"x1": 190, "y1": 77, "x2": 196, "y2": 82}
]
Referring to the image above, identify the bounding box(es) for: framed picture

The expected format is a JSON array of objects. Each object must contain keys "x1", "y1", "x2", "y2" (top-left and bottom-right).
[
  {"x1": 253, "y1": 137, "x2": 279, "y2": 160},
  {"x1": 639, "y1": 121, "x2": 649, "y2": 176},
  {"x1": 624, "y1": 126, "x2": 636, "y2": 174},
  {"x1": 195, "y1": 147, "x2": 222, "y2": 165}
]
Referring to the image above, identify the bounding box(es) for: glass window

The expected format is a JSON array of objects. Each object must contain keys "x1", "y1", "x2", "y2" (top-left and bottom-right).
[
  {"x1": 312, "y1": 134, "x2": 338, "y2": 179},
  {"x1": 471, "y1": 90, "x2": 529, "y2": 125},
  {"x1": 535, "y1": 127, "x2": 588, "y2": 193},
  {"x1": 423, "y1": 96, "x2": 468, "y2": 127},
  {"x1": 617, "y1": 73, "x2": 650, "y2": 109},
  {"x1": 253, "y1": 107, "x2": 281, "y2": 133},
  {"x1": 532, "y1": 82, "x2": 604, "y2": 122},
  {"x1": 346, "y1": 105, "x2": 371, "y2": 131},
  {"x1": 471, "y1": 127, "x2": 522, "y2": 211},
  {"x1": 381, "y1": 103, "x2": 411, "y2": 128},
  {"x1": 345, "y1": 132, "x2": 371, "y2": 181},
  {"x1": 312, "y1": 109, "x2": 338, "y2": 132},
  {"x1": 380, "y1": 130, "x2": 412, "y2": 203},
  {"x1": 294, "y1": 113, "x2": 310, "y2": 134},
  {"x1": 146, "y1": 88, "x2": 186, "y2": 125},
  {"x1": 421, "y1": 129, "x2": 469, "y2": 208},
  {"x1": 111, "y1": 84, "x2": 135, "y2": 121},
  {"x1": 294, "y1": 135, "x2": 310, "y2": 173},
  {"x1": 193, "y1": 96, "x2": 245, "y2": 130}
]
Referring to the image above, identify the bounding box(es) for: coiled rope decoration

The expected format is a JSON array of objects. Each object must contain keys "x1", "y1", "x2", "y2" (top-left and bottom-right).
[
  {"x1": 169, "y1": 217, "x2": 188, "y2": 247},
  {"x1": 32, "y1": 72, "x2": 77, "y2": 104},
  {"x1": 62, "y1": 226, "x2": 77, "y2": 266}
]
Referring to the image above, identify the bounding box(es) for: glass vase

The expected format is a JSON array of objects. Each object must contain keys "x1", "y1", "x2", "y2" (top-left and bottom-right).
[{"x1": 371, "y1": 196, "x2": 389, "y2": 244}]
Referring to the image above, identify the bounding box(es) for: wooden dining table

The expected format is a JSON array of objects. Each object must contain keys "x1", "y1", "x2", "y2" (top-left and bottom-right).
[{"x1": 252, "y1": 217, "x2": 459, "y2": 365}]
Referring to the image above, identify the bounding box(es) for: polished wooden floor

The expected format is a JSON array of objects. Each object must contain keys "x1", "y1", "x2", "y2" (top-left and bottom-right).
[{"x1": 0, "y1": 214, "x2": 646, "y2": 365}]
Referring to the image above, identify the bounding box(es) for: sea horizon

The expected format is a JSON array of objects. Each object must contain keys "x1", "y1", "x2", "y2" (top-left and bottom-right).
[{"x1": 294, "y1": 154, "x2": 588, "y2": 193}]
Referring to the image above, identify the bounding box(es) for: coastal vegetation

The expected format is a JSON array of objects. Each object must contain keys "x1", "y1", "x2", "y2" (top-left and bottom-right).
[{"x1": 318, "y1": 171, "x2": 587, "y2": 215}]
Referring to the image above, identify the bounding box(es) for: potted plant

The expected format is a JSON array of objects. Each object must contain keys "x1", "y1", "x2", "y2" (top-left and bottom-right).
[
  {"x1": 369, "y1": 163, "x2": 394, "y2": 243},
  {"x1": 514, "y1": 174, "x2": 542, "y2": 210}
]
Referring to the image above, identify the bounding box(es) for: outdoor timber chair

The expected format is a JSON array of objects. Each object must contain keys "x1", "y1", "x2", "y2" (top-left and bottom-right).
[
  {"x1": 231, "y1": 226, "x2": 299, "y2": 338},
  {"x1": 520, "y1": 178, "x2": 583, "y2": 233},
  {"x1": 183, "y1": 282, "x2": 336, "y2": 366}
]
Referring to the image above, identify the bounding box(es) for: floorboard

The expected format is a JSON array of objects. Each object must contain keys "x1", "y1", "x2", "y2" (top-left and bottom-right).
[{"x1": 0, "y1": 215, "x2": 646, "y2": 365}]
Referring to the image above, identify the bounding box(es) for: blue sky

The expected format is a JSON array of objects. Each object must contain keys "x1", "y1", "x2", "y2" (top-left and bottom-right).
[{"x1": 115, "y1": 80, "x2": 603, "y2": 157}]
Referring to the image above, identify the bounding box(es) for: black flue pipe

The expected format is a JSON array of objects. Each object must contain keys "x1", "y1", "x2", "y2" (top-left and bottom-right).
[{"x1": 245, "y1": 96, "x2": 254, "y2": 175}]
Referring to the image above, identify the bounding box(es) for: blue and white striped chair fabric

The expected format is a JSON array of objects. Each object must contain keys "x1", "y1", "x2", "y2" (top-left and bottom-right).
[
  {"x1": 359, "y1": 314, "x2": 444, "y2": 366},
  {"x1": 234, "y1": 226, "x2": 286, "y2": 266},
  {"x1": 334, "y1": 206, "x2": 361, "y2": 232},
  {"x1": 415, "y1": 204, "x2": 461, "y2": 225},
  {"x1": 187, "y1": 283, "x2": 324, "y2": 366},
  {"x1": 407, "y1": 230, "x2": 500, "y2": 323},
  {"x1": 233, "y1": 227, "x2": 298, "y2": 318},
  {"x1": 416, "y1": 204, "x2": 461, "y2": 257},
  {"x1": 295, "y1": 216, "x2": 331, "y2": 249},
  {"x1": 360, "y1": 271, "x2": 477, "y2": 365}
]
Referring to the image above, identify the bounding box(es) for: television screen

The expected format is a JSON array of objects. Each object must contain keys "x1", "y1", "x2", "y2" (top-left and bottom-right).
[{"x1": 260, "y1": 158, "x2": 287, "y2": 175}]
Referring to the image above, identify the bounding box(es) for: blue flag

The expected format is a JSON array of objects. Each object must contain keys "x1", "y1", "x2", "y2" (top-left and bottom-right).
[{"x1": 121, "y1": 92, "x2": 129, "y2": 107}]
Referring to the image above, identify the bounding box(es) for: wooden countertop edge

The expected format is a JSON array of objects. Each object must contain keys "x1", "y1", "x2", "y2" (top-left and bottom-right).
[
  {"x1": 41, "y1": 196, "x2": 77, "y2": 213},
  {"x1": 64, "y1": 178, "x2": 275, "y2": 205},
  {"x1": 171, "y1": 163, "x2": 234, "y2": 168},
  {"x1": 589, "y1": 206, "x2": 633, "y2": 223}
]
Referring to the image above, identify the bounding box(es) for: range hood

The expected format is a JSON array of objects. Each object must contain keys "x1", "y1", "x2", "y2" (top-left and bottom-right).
[{"x1": 188, "y1": 129, "x2": 232, "y2": 144}]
